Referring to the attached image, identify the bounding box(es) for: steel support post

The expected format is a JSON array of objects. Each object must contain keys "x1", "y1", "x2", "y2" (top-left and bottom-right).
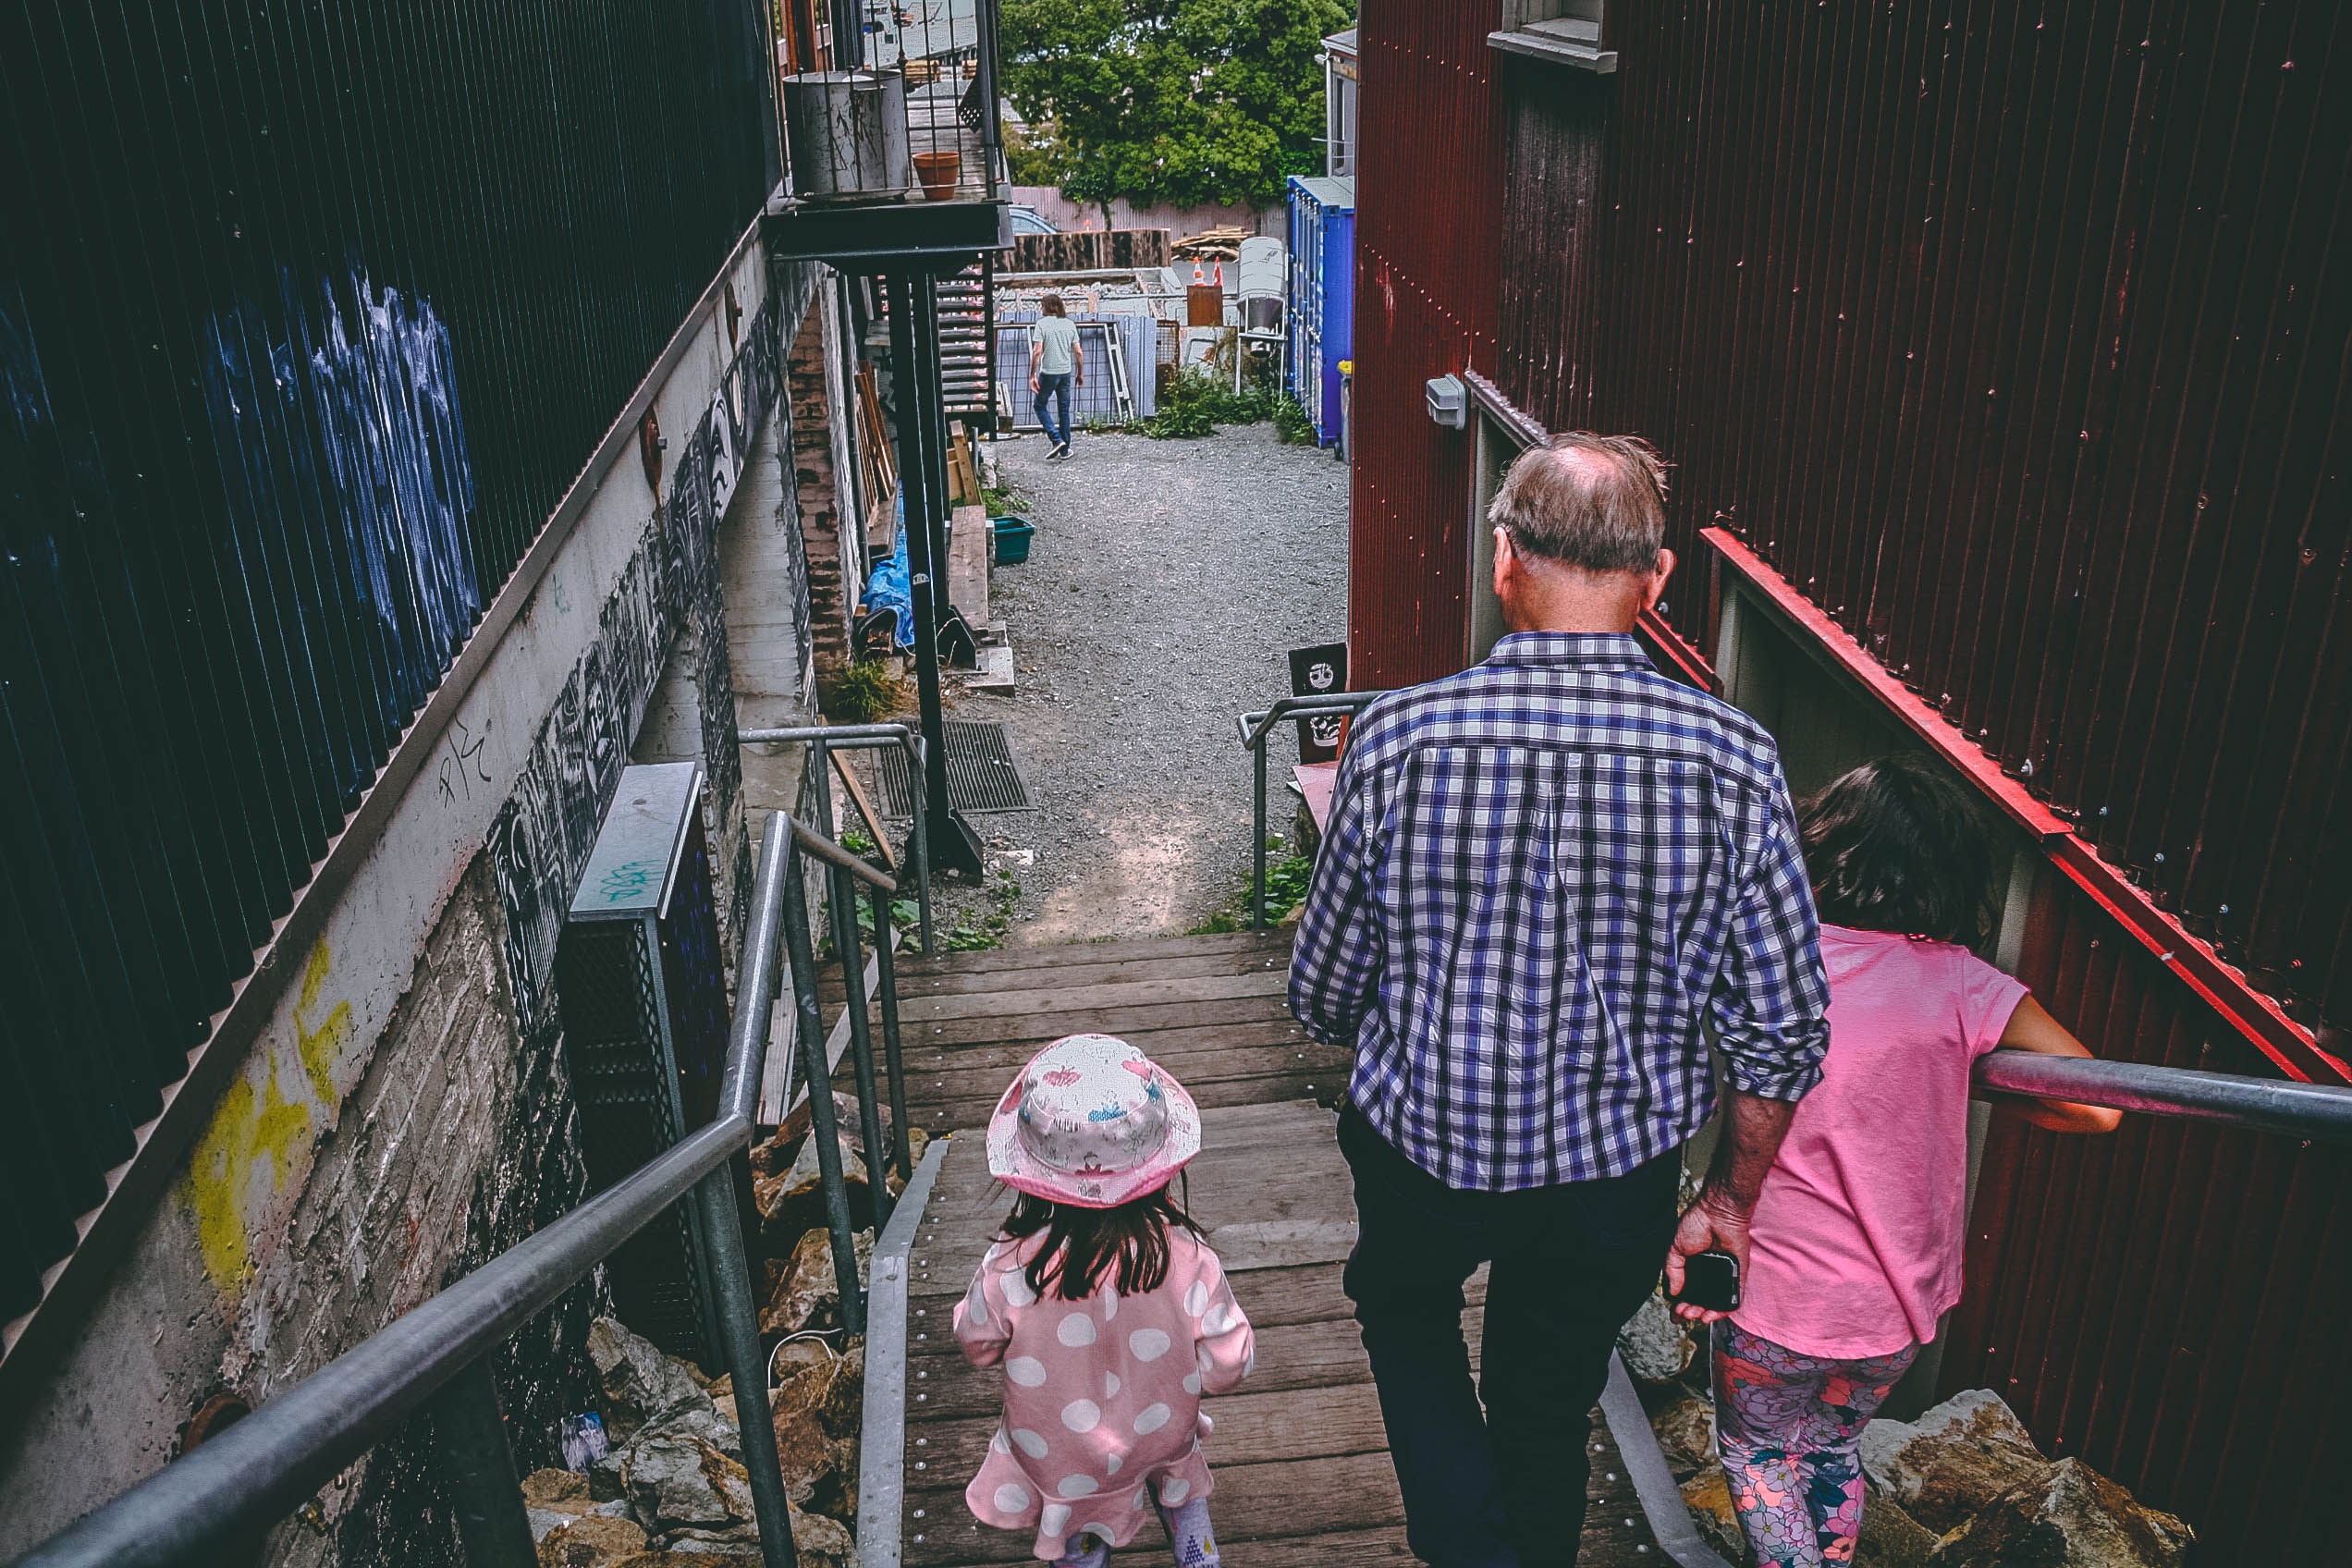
[
  {"x1": 692, "y1": 1164, "x2": 802, "y2": 1568},
  {"x1": 867, "y1": 875, "x2": 915, "y2": 1179},
  {"x1": 828, "y1": 864, "x2": 896, "y2": 1235},
  {"x1": 885, "y1": 270, "x2": 985, "y2": 880},
  {"x1": 781, "y1": 867, "x2": 869, "y2": 1335},
  {"x1": 429, "y1": 1359, "x2": 536, "y2": 1568}
]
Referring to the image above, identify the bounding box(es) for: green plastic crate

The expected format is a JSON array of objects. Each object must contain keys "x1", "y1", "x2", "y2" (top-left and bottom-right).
[{"x1": 990, "y1": 516, "x2": 1035, "y2": 565}]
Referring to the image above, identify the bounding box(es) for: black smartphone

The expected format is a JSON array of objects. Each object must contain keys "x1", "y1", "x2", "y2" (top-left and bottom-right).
[{"x1": 1676, "y1": 1249, "x2": 1741, "y2": 1312}]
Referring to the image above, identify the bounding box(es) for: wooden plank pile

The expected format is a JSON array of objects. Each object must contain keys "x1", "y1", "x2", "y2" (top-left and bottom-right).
[{"x1": 1172, "y1": 225, "x2": 1250, "y2": 260}]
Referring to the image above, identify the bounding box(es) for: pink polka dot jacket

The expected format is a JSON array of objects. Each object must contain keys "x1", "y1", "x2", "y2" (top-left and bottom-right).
[{"x1": 953, "y1": 1229, "x2": 1256, "y2": 1554}]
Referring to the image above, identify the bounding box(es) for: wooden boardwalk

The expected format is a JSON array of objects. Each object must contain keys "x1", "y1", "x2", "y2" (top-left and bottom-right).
[{"x1": 878, "y1": 932, "x2": 1663, "y2": 1566}]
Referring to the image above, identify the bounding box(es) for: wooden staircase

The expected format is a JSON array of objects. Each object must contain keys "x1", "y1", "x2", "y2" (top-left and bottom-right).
[{"x1": 865, "y1": 932, "x2": 1666, "y2": 1566}]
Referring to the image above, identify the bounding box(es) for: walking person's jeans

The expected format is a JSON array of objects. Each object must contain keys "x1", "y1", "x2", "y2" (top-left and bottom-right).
[
  {"x1": 1339, "y1": 1106, "x2": 1682, "y2": 1568},
  {"x1": 1034, "y1": 371, "x2": 1073, "y2": 447}
]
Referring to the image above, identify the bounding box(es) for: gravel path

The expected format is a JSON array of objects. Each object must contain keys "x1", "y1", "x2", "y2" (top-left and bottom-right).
[{"x1": 935, "y1": 422, "x2": 1347, "y2": 944}]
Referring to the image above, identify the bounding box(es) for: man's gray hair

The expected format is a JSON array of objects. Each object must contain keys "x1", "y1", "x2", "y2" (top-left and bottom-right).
[{"x1": 1488, "y1": 432, "x2": 1672, "y2": 574}]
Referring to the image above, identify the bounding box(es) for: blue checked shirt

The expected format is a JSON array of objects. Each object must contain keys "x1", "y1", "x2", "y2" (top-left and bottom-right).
[{"x1": 1289, "y1": 632, "x2": 1830, "y2": 1190}]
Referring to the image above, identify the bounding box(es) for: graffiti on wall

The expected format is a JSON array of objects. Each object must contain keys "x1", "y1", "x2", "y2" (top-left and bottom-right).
[{"x1": 488, "y1": 289, "x2": 780, "y2": 1041}]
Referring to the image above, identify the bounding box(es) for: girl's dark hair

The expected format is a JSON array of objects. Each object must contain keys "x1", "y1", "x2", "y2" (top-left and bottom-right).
[
  {"x1": 1040, "y1": 293, "x2": 1066, "y2": 317},
  {"x1": 1000, "y1": 1182, "x2": 1206, "y2": 1302},
  {"x1": 1799, "y1": 755, "x2": 1998, "y2": 949}
]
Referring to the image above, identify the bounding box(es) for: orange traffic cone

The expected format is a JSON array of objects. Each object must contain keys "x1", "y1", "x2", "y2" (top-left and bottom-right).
[
  {"x1": 1213, "y1": 261, "x2": 1224, "y2": 288},
  {"x1": 1192, "y1": 259, "x2": 1206, "y2": 284}
]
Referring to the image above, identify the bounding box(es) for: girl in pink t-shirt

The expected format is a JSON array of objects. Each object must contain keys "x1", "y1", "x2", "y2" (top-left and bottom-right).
[
  {"x1": 955, "y1": 1035, "x2": 1254, "y2": 1567},
  {"x1": 1697, "y1": 758, "x2": 2119, "y2": 1567}
]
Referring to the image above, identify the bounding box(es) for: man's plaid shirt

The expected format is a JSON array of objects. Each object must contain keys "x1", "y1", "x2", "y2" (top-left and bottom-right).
[{"x1": 1289, "y1": 631, "x2": 1830, "y2": 1191}]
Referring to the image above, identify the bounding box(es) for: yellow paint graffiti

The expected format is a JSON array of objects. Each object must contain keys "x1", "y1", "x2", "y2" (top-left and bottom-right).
[
  {"x1": 180, "y1": 942, "x2": 352, "y2": 1293},
  {"x1": 294, "y1": 942, "x2": 351, "y2": 1104}
]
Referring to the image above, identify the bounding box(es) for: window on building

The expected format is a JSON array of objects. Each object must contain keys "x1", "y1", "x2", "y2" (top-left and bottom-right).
[{"x1": 1488, "y1": 0, "x2": 1617, "y2": 73}]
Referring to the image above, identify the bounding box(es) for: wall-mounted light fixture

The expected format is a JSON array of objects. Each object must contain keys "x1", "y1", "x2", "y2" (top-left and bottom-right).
[{"x1": 1426, "y1": 374, "x2": 1468, "y2": 428}]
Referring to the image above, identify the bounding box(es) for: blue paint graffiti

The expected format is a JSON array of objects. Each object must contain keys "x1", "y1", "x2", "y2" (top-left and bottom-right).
[{"x1": 199, "y1": 266, "x2": 482, "y2": 798}]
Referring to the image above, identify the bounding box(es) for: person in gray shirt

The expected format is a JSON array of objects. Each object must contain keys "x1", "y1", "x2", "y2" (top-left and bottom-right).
[{"x1": 1029, "y1": 294, "x2": 1084, "y2": 459}]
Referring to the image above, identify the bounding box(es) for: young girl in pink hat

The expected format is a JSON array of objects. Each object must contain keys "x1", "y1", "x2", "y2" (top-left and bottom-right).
[{"x1": 954, "y1": 1035, "x2": 1254, "y2": 1567}]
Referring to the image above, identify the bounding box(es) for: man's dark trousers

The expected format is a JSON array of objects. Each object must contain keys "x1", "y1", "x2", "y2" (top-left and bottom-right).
[{"x1": 1339, "y1": 1106, "x2": 1682, "y2": 1568}]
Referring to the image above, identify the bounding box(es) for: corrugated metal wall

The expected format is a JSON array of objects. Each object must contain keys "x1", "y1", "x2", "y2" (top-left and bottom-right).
[
  {"x1": 1948, "y1": 871, "x2": 2352, "y2": 1559},
  {"x1": 1346, "y1": 0, "x2": 1502, "y2": 691},
  {"x1": 0, "y1": 0, "x2": 777, "y2": 1318},
  {"x1": 1493, "y1": 0, "x2": 2351, "y2": 1049}
]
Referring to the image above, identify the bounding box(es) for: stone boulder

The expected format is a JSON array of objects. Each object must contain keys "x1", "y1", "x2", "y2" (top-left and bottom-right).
[
  {"x1": 617, "y1": 1422, "x2": 756, "y2": 1535},
  {"x1": 1861, "y1": 1389, "x2": 2053, "y2": 1534},
  {"x1": 768, "y1": 1341, "x2": 866, "y2": 1513},
  {"x1": 1929, "y1": 1458, "x2": 2193, "y2": 1567},
  {"x1": 589, "y1": 1317, "x2": 714, "y2": 1441},
  {"x1": 759, "y1": 1227, "x2": 875, "y2": 1338},
  {"x1": 535, "y1": 1514, "x2": 650, "y2": 1568},
  {"x1": 1618, "y1": 1290, "x2": 1697, "y2": 1385},
  {"x1": 1648, "y1": 1390, "x2": 1716, "y2": 1481},
  {"x1": 1858, "y1": 1485, "x2": 1940, "y2": 1567},
  {"x1": 1679, "y1": 1461, "x2": 1746, "y2": 1563}
]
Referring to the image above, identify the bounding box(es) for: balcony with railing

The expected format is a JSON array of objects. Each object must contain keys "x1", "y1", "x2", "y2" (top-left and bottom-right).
[{"x1": 766, "y1": 0, "x2": 1010, "y2": 263}]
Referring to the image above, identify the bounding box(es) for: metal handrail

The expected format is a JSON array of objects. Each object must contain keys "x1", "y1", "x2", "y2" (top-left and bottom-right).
[
  {"x1": 741, "y1": 722, "x2": 934, "y2": 953},
  {"x1": 15, "y1": 811, "x2": 908, "y2": 1568},
  {"x1": 1975, "y1": 1048, "x2": 2352, "y2": 1144},
  {"x1": 1235, "y1": 691, "x2": 1388, "y2": 928}
]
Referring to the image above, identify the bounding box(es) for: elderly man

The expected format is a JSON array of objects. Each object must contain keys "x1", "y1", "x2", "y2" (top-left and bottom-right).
[{"x1": 1290, "y1": 434, "x2": 1830, "y2": 1566}]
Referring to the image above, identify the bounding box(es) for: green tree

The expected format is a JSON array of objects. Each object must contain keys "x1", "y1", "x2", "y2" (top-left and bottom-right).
[{"x1": 1000, "y1": 0, "x2": 1353, "y2": 213}]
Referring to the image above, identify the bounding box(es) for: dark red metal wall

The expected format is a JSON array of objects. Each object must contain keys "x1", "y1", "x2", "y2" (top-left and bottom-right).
[
  {"x1": 1948, "y1": 870, "x2": 2352, "y2": 1559},
  {"x1": 1488, "y1": 0, "x2": 2351, "y2": 1047},
  {"x1": 1346, "y1": 0, "x2": 1502, "y2": 690}
]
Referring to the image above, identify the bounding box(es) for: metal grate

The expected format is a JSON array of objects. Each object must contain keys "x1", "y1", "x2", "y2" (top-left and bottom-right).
[{"x1": 877, "y1": 720, "x2": 1035, "y2": 816}]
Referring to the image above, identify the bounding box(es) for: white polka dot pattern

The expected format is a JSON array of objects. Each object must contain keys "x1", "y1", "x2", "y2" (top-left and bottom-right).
[
  {"x1": 1159, "y1": 1476, "x2": 1191, "y2": 1504},
  {"x1": 952, "y1": 1228, "x2": 1254, "y2": 1558}
]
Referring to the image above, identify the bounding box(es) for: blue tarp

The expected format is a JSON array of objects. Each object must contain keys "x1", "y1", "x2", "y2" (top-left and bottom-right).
[{"x1": 863, "y1": 494, "x2": 915, "y2": 648}]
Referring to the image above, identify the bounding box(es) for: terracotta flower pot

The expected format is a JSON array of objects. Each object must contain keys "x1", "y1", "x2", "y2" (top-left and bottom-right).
[{"x1": 913, "y1": 150, "x2": 961, "y2": 202}]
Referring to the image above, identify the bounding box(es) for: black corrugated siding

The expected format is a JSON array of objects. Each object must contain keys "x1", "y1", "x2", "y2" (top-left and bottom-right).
[
  {"x1": 1494, "y1": 0, "x2": 2351, "y2": 1047},
  {"x1": 1347, "y1": 0, "x2": 1503, "y2": 691},
  {"x1": 0, "y1": 0, "x2": 777, "y2": 1317}
]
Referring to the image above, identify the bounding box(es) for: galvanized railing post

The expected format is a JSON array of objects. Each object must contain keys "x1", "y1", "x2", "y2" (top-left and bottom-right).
[
  {"x1": 692, "y1": 1166, "x2": 802, "y2": 1568},
  {"x1": 827, "y1": 862, "x2": 896, "y2": 1236},
  {"x1": 907, "y1": 733, "x2": 935, "y2": 955},
  {"x1": 868, "y1": 876, "x2": 914, "y2": 1181},
  {"x1": 808, "y1": 736, "x2": 838, "y2": 844},
  {"x1": 779, "y1": 863, "x2": 868, "y2": 1336},
  {"x1": 1252, "y1": 740, "x2": 1268, "y2": 931},
  {"x1": 429, "y1": 1359, "x2": 536, "y2": 1568}
]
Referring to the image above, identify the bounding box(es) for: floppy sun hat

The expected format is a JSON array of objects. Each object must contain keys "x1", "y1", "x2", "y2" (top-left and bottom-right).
[{"x1": 986, "y1": 1035, "x2": 1202, "y2": 1208}]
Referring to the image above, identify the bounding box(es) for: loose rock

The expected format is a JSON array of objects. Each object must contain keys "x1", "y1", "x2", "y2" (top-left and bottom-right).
[
  {"x1": 589, "y1": 1317, "x2": 713, "y2": 1441},
  {"x1": 759, "y1": 1227, "x2": 875, "y2": 1337},
  {"x1": 1648, "y1": 1391, "x2": 1716, "y2": 1481},
  {"x1": 1858, "y1": 1484, "x2": 1940, "y2": 1567},
  {"x1": 1862, "y1": 1389, "x2": 2052, "y2": 1533},
  {"x1": 1929, "y1": 1457, "x2": 2194, "y2": 1567},
  {"x1": 523, "y1": 1468, "x2": 594, "y2": 1513},
  {"x1": 1680, "y1": 1461, "x2": 1746, "y2": 1563},
  {"x1": 1618, "y1": 1290, "x2": 1696, "y2": 1385},
  {"x1": 535, "y1": 1514, "x2": 650, "y2": 1568}
]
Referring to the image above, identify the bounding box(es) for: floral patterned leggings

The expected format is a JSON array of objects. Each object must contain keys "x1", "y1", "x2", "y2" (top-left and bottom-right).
[{"x1": 1711, "y1": 1320, "x2": 1918, "y2": 1567}]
